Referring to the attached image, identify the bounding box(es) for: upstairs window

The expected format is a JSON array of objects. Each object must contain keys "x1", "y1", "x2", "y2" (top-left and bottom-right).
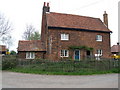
[
  {"x1": 96, "y1": 35, "x2": 102, "y2": 41},
  {"x1": 26, "y1": 52, "x2": 35, "y2": 59},
  {"x1": 61, "y1": 34, "x2": 69, "y2": 40},
  {"x1": 60, "y1": 50, "x2": 69, "y2": 57}
]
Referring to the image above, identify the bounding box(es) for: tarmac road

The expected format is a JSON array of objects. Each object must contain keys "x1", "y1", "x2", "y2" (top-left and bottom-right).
[{"x1": 2, "y1": 71, "x2": 118, "y2": 88}]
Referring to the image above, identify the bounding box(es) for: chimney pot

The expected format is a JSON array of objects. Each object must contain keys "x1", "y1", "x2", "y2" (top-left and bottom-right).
[
  {"x1": 104, "y1": 11, "x2": 107, "y2": 14},
  {"x1": 47, "y1": 3, "x2": 49, "y2": 7},
  {"x1": 44, "y1": 2, "x2": 46, "y2": 6}
]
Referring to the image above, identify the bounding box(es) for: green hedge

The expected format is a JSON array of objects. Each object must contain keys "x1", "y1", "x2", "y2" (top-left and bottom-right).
[{"x1": 2, "y1": 55, "x2": 17, "y2": 70}]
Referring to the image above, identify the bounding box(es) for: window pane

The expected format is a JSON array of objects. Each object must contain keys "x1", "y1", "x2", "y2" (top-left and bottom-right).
[
  {"x1": 61, "y1": 34, "x2": 69, "y2": 40},
  {"x1": 61, "y1": 34, "x2": 64, "y2": 40},
  {"x1": 65, "y1": 50, "x2": 67, "y2": 56},
  {"x1": 97, "y1": 49, "x2": 102, "y2": 55},
  {"x1": 100, "y1": 50, "x2": 102, "y2": 54},
  {"x1": 65, "y1": 34, "x2": 68, "y2": 39},
  {"x1": 31, "y1": 52, "x2": 33, "y2": 58},
  {"x1": 96, "y1": 35, "x2": 102, "y2": 41},
  {"x1": 61, "y1": 50, "x2": 64, "y2": 56},
  {"x1": 30, "y1": 52, "x2": 35, "y2": 59},
  {"x1": 26, "y1": 52, "x2": 30, "y2": 59}
]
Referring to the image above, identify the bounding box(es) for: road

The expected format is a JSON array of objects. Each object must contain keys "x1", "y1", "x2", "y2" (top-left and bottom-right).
[{"x1": 2, "y1": 71, "x2": 118, "y2": 88}]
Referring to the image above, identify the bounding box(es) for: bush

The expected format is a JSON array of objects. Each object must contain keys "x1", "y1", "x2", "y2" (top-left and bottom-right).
[{"x1": 2, "y1": 55, "x2": 17, "y2": 70}]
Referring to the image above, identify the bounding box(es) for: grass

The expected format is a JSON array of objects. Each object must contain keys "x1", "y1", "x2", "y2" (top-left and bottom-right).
[{"x1": 7, "y1": 65, "x2": 119, "y2": 75}]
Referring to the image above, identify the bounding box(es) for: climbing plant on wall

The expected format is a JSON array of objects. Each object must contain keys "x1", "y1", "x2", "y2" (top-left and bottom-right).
[{"x1": 69, "y1": 45, "x2": 94, "y2": 51}]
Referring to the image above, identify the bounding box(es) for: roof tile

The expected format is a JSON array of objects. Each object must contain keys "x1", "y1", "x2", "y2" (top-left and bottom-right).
[
  {"x1": 111, "y1": 45, "x2": 120, "y2": 53},
  {"x1": 18, "y1": 40, "x2": 46, "y2": 51},
  {"x1": 46, "y1": 12, "x2": 111, "y2": 32}
]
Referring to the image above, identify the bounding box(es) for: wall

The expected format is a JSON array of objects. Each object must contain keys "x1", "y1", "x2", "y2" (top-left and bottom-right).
[{"x1": 46, "y1": 29, "x2": 111, "y2": 60}]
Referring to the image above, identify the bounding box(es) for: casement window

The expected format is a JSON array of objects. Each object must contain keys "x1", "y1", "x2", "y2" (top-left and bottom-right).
[
  {"x1": 61, "y1": 34, "x2": 69, "y2": 40},
  {"x1": 60, "y1": 50, "x2": 69, "y2": 57},
  {"x1": 97, "y1": 49, "x2": 102, "y2": 56},
  {"x1": 96, "y1": 35, "x2": 102, "y2": 41},
  {"x1": 26, "y1": 52, "x2": 35, "y2": 59}
]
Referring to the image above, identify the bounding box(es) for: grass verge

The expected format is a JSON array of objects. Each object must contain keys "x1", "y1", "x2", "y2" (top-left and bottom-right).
[{"x1": 6, "y1": 66, "x2": 119, "y2": 75}]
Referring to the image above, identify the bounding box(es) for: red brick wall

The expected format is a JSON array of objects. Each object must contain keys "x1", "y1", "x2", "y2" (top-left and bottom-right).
[
  {"x1": 18, "y1": 52, "x2": 26, "y2": 59},
  {"x1": 46, "y1": 29, "x2": 111, "y2": 60}
]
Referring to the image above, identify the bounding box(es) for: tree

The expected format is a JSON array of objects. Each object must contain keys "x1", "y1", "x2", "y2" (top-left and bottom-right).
[
  {"x1": 0, "y1": 14, "x2": 12, "y2": 37},
  {"x1": 0, "y1": 13, "x2": 13, "y2": 48},
  {"x1": 22, "y1": 24, "x2": 40, "y2": 40},
  {"x1": 10, "y1": 50, "x2": 17, "y2": 55},
  {"x1": 29, "y1": 31, "x2": 41, "y2": 40},
  {"x1": 22, "y1": 24, "x2": 35, "y2": 40}
]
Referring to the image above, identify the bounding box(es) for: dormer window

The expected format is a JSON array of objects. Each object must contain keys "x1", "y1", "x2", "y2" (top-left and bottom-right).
[
  {"x1": 61, "y1": 34, "x2": 69, "y2": 40},
  {"x1": 96, "y1": 35, "x2": 102, "y2": 41}
]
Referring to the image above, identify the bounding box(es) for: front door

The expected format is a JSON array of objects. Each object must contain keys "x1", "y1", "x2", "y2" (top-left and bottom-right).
[{"x1": 74, "y1": 50, "x2": 80, "y2": 60}]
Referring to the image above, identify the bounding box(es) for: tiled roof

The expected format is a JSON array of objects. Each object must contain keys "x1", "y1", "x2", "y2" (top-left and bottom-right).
[
  {"x1": 111, "y1": 45, "x2": 120, "y2": 53},
  {"x1": 46, "y1": 12, "x2": 111, "y2": 32},
  {"x1": 18, "y1": 40, "x2": 45, "y2": 51}
]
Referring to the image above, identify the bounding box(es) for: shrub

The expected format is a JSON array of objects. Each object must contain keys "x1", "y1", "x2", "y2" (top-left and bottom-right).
[{"x1": 2, "y1": 55, "x2": 17, "y2": 70}]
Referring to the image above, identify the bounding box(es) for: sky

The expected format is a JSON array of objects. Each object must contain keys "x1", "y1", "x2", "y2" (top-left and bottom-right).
[{"x1": 0, "y1": 0, "x2": 119, "y2": 52}]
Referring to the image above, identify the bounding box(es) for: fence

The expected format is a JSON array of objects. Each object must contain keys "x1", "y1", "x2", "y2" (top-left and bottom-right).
[
  {"x1": 2, "y1": 55, "x2": 120, "y2": 72},
  {"x1": 16, "y1": 58, "x2": 120, "y2": 72}
]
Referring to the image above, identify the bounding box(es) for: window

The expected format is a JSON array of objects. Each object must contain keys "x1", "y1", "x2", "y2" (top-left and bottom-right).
[
  {"x1": 96, "y1": 35, "x2": 102, "y2": 41},
  {"x1": 97, "y1": 49, "x2": 102, "y2": 56},
  {"x1": 61, "y1": 34, "x2": 69, "y2": 40},
  {"x1": 60, "y1": 50, "x2": 69, "y2": 57},
  {"x1": 26, "y1": 52, "x2": 35, "y2": 59}
]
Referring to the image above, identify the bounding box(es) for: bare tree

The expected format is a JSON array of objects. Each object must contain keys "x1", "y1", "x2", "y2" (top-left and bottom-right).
[
  {"x1": 0, "y1": 13, "x2": 13, "y2": 48},
  {"x1": 22, "y1": 24, "x2": 35, "y2": 40},
  {"x1": 0, "y1": 14, "x2": 12, "y2": 37},
  {"x1": 23, "y1": 24, "x2": 40, "y2": 40}
]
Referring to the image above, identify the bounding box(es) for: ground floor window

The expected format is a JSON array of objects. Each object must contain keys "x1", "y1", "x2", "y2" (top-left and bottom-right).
[
  {"x1": 97, "y1": 49, "x2": 102, "y2": 56},
  {"x1": 60, "y1": 50, "x2": 69, "y2": 57},
  {"x1": 86, "y1": 51, "x2": 91, "y2": 56},
  {"x1": 26, "y1": 52, "x2": 35, "y2": 59}
]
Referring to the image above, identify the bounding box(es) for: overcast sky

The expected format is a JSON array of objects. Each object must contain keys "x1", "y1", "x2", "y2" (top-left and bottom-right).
[{"x1": 0, "y1": 0, "x2": 119, "y2": 51}]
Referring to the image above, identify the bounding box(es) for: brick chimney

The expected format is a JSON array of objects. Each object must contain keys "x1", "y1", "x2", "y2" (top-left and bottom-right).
[
  {"x1": 41, "y1": 2, "x2": 50, "y2": 50},
  {"x1": 43, "y1": 2, "x2": 50, "y2": 14},
  {"x1": 103, "y1": 11, "x2": 108, "y2": 28}
]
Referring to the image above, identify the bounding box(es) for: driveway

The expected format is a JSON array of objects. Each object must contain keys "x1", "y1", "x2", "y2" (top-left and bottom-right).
[{"x1": 2, "y1": 71, "x2": 118, "y2": 88}]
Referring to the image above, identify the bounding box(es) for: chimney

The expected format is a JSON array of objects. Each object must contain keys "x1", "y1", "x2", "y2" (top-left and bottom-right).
[
  {"x1": 103, "y1": 11, "x2": 108, "y2": 28},
  {"x1": 41, "y1": 2, "x2": 50, "y2": 50},
  {"x1": 43, "y1": 2, "x2": 50, "y2": 14}
]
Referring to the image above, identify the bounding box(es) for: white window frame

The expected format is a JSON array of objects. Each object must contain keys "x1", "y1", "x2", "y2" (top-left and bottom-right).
[
  {"x1": 26, "y1": 52, "x2": 35, "y2": 59},
  {"x1": 60, "y1": 50, "x2": 69, "y2": 57},
  {"x1": 96, "y1": 35, "x2": 102, "y2": 41},
  {"x1": 61, "y1": 34, "x2": 69, "y2": 40},
  {"x1": 97, "y1": 49, "x2": 102, "y2": 56}
]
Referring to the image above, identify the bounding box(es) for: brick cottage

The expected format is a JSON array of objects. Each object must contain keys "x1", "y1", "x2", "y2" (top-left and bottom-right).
[{"x1": 18, "y1": 2, "x2": 112, "y2": 60}]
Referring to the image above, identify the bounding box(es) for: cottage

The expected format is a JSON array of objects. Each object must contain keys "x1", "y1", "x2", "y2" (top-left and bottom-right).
[
  {"x1": 18, "y1": 2, "x2": 112, "y2": 60},
  {"x1": 111, "y1": 43, "x2": 120, "y2": 55},
  {"x1": 18, "y1": 40, "x2": 45, "y2": 59}
]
